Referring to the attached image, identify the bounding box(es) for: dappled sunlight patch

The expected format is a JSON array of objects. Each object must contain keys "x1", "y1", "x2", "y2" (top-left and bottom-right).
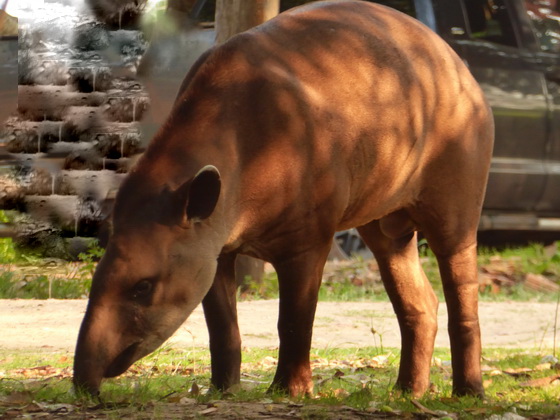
[
  {"x1": 1, "y1": 348, "x2": 559, "y2": 418},
  {"x1": 1, "y1": 242, "x2": 559, "y2": 301}
]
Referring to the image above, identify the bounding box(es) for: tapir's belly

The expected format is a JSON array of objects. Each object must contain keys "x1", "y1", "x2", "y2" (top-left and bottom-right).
[{"x1": 336, "y1": 166, "x2": 419, "y2": 232}]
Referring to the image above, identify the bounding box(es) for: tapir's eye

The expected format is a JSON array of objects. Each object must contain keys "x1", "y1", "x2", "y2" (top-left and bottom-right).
[{"x1": 132, "y1": 280, "x2": 153, "y2": 300}]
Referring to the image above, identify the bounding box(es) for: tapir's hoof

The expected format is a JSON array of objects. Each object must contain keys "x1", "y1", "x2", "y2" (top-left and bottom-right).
[
  {"x1": 392, "y1": 378, "x2": 432, "y2": 398},
  {"x1": 268, "y1": 380, "x2": 314, "y2": 397},
  {"x1": 452, "y1": 385, "x2": 485, "y2": 399}
]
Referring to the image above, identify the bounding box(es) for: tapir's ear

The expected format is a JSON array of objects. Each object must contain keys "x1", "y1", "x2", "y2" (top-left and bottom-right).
[{"x1": 185, "y1": 165, "x2": 221, "y2": 222}]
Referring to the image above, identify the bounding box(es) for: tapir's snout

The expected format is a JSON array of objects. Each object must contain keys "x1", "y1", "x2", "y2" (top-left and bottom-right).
[
  {"x1": 73, "y1": 264, "x2": 213, "y2": 395},
  {"x1": 73, "y1": 305, "x2": 192, "y2": 396},
  {"x1": 73, "y1": 333, "x2": 105, "y2": 396},
  {"x1": 73, "y1": 308, "x2": 112, "y2": 396},
  {"x1": 73, "y1": 302, "x2": 148, "y2": 396},
  {"x1": 73, "y1": 359, "x2": 102, "y2": 397}
]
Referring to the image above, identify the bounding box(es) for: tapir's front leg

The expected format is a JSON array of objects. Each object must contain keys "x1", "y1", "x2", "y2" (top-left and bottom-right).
[
  {"x1": 270, "y1": 242, "x2": 332, "y2": 396},
  {"x1": 202, "y1": 253, "x2": 241, "y2": 391}
]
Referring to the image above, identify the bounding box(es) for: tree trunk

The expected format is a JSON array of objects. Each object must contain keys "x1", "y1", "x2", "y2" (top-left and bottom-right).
[
  {"x1": 166, "y1": 0, "x2": 198, "y2": 14},
  {"x1": 215, "y1": 0, "x2": 280, "y2": 43},
  {"x1": 215, "y1": 0, "x2": 279, "y2": 288}
]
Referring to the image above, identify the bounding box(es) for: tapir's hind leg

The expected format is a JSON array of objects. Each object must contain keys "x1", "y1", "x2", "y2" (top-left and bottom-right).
[
  {"x1": 358, "y1": 221, "x2": 438, "y2": 396},
  {"x1": 270, "y1": 241, "x2": 333, "y2": 396},
  {"x1": 202, "y1": 253, "x2": 242, "y2": 391},
  {"x1": 419, "y1": 223, "x2": 484, "y2": 397}
]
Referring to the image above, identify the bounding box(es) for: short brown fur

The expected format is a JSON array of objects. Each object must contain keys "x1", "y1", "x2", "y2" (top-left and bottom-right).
[{"x1": 74, "y1": 1, "x2": 494, "y2": 398}]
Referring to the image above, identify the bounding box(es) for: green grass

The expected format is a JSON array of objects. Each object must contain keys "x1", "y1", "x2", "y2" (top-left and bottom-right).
[
  {"x1": 0, "y1": 238, "x2": 559, "y2": 302},
  {"x1": 1, "y1": 347, "x2": 559, "y2": 418},
  {"x1": 312, "y1": 241, "x2": 559, "y2": 303},
  {"x1": 0, "y1": 236, "x2": 99, "y2": 299},
  {"x1": 478, "y1": 242, "x2": 560, "y2": 279}
]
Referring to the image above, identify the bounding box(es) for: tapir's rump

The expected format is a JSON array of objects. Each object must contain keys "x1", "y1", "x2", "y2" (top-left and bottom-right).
[{"x1": 74, "y1": 1, "x2": 494, "y2": 399}]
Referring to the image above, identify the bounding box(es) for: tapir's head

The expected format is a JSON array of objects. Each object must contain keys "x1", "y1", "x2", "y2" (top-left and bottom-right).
[{"x1": 73, "y1": 165, "x2": 223, "y2": 395}]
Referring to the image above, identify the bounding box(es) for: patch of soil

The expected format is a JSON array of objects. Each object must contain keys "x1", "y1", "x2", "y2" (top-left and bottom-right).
[
  {"x1": 0, "y1": 299, "x2": 558, "y2": 352},
  {"x1": 2, "y1": 399, "x2": 402, "y2": 419}
]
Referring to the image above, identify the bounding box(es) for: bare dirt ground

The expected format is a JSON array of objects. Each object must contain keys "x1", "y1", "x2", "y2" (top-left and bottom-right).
[
  {"x1": 1, "y1": 299, "x2": 558, "y2": 352},
  {"x1": 1, "y1": 300, "x2": 559, "y2": 418}
]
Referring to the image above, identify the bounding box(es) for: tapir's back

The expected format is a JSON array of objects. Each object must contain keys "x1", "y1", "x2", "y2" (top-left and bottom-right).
[{"x1": 149, "y1": 0, "x2": 493, "y2": 235}]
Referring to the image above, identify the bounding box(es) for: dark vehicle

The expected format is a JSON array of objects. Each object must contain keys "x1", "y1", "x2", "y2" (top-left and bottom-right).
[
  {"x1": 332, "y1": 0, "x2": 560, "y2": 253},
  {"x1": 0, "y1": 9, "x2": 17, "y2": 128},
  {"x1": 426, "y1": 0, "x2": 560, "y2": 234},
  {"x1": 342, "y1": 1, "x2": 560, "y2": 233}
]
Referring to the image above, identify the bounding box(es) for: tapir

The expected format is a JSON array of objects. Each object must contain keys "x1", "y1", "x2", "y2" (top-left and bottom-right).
[{"x1": 74, "y1": 0, "x2": 494, "y2": 398}]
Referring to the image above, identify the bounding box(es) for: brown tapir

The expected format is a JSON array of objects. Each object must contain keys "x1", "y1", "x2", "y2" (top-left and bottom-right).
[{"x1": 74, "y1": 0, "x2": 494, "y2": 398}]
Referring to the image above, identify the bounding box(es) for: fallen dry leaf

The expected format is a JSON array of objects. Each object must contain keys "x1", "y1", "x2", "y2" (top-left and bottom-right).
[
  {"x1": 198, "y1": 406, "x2": 218, "y2": 415},
  {"x1": 334, "y1": 388, "x2": 351, "y2": 398},
  {"x1": 520, "y1": 374, "x2": 560, "y2": 388},
  {"x1": 9, "y1": 365, "x2": 72, "y2": 379},
  {"x1": 503, "y1": 368, "x2": 533, "y2": 378},
  {"x1": 524, "y1": 273, "x2": 559, "y2": 292}
]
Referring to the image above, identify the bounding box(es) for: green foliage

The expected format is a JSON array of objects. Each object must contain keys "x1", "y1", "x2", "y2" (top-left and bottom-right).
[
  {"x1": 477, "y1": 242, "x2": 560, "y2": 301},
  {"x1": 479, "y1": 242, "x2": 560, "y2": 277},
  {"x1": 77, "y1": 240, "x2": 105, "y2": 279},
  {"x1": 0, "y1": 240, "x2": 105, "y2": 299},
  {"x1": 1, "y1": 240, "x2": 559, "y2": 301},
  {"x1": 0, "y1": 211, "x2": 16, "y2": 263},
  {"x1": 0, "y1": 238, "x2": 17, "y2": 263},
  {"x1": 0, "y1": 272, "x2": 91, "y2": 299},
  {"x1": 239, "y1": 271, "x2": 279, "y2": 300}
]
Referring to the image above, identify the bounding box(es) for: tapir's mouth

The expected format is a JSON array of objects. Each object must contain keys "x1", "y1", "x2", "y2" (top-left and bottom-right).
[{"x1": 104, "y1": 341, "x2": 142, "y2": 378}]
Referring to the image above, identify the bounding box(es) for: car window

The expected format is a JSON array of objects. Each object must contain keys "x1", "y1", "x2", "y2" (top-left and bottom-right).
[
  {"x1": 194, "y1": 1, "x2": 417, "y2": 21},
  {"x1": 462, "y1": 0, "x2": 519, "y2": 47},
  {"x1": 280, "y1": 0, "x2": 417, "y2": 16},
  {"x1": 366, "y1": 1, "x2": 416, "y2": 17},
  {"x1": 525, "y1": 0, "x2": 560, "y2": 52}
]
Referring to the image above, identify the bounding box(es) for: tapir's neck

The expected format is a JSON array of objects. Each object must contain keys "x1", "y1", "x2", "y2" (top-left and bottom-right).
[{"x1": 129, "y1": 102, "x2": 244, "y2": 251}]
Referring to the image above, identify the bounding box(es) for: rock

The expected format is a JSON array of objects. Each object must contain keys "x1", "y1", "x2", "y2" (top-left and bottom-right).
[
  {"x1": 487, "y1": 413, "x2": 526, "y2": 420},
  {"x1": 74, "y1": 22, "x2": 110, "y2": 51},
  {"x1": 63, "y1": 149, "x2": 103, "y2": 170},
  {"x1": 18, "y1": 44, "x2": 69, "y2": 86},
  {"x1": 0, "y1": 175, "x2": 24, "y2": 210},
  {"x1": 104, "y1": 96, "x2": 149, "y2": 122},
  {"x1": 6, "y1": 129, "x2": 48, "y2": 154},
  {"x1": 95, "y1": 132, "x2": 141, "y2": 158},
  {"x1": 66, "y1": 236, "x2": 98, "y2": 260},
  {"x1": 85, "y1": 0, "x2": 148, "y2": 29},
  {"x1": 68, "y1": 66, "x2": 113, "y2": 93},
  {"x1": 13, "y1": 218, "x2": 69, "y2": 259},
  {"x1": 108, "y1": 29, "x2": 146, "y2": 57},
  {"x1": 21, "y1": 169, "x2": 55, "y2": 195}
]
